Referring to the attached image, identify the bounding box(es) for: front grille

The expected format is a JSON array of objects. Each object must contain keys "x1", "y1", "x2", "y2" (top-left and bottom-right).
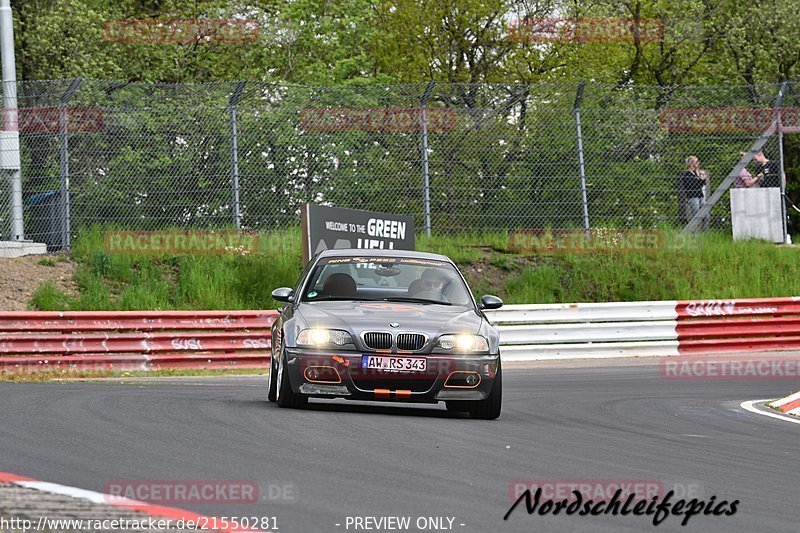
[
  {"x1": 396, "y1": 333, "x2": 425, "y2": 351},
  {"x1": 363, "y1": 332, "x2": 392, "y2": 350}
]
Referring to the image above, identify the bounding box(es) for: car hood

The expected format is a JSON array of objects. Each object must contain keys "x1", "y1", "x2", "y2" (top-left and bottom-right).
[{"x1": 295, "y1": 300, "x2": 483, "y2": 336}]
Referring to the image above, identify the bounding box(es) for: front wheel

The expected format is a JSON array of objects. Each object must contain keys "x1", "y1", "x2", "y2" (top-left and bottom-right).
[
  {"x1": 267, "y1": 352, "x2": 277, "y2": 403},
  {"x1": 468, "y1": 361, "x2": 502, "y2": 420},
  {"x1": 276, "y1": 349, "x2": 307, "y2": 409}
]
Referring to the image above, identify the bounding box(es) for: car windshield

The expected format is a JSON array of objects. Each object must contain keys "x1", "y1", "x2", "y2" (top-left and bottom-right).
[{"x1": 301, "y1": 256, "x2": 474, "y2": 307}]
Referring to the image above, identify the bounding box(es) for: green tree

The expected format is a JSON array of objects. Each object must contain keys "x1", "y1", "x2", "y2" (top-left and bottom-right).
[{"x1": 715, "y1": 0, "x2": 800, "y2": 84}]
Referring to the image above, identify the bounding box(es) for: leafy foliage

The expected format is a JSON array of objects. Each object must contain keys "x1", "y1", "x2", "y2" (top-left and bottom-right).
[
  {"x1": 11, "y1": 0, "x2": 800, "y2": 85},
  {"x1": 8, "y1": 0, "x2": 799, "y2": 239}
]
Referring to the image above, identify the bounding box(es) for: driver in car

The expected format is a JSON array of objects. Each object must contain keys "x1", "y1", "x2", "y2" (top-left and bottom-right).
[{"x1": 407, "y1": 267, "x2": 450, "y2": 300}]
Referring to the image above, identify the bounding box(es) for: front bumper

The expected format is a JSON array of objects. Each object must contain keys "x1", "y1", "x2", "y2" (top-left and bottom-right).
[{"x1": 283, "y1": 348, "x2": 500, "y2": 402}]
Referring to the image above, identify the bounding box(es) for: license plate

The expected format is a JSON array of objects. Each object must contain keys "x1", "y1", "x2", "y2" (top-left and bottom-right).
[{"x1": 361, "y1": 355, "x2": 427, "y2": 372}]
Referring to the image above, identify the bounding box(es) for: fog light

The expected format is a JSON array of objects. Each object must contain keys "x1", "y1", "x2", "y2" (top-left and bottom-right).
[
  {"x1": 304, "y1": 365, "x2": 342, "y2": 384},
  {"x1": 444, "y1": 371, "x2": 482, "y2": 389}
]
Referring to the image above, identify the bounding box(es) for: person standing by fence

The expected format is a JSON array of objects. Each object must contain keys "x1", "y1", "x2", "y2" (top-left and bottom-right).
[
  {"x1": 677, "y1": 156, "x2": 709, "y2": 231},
  {"x1": 734, "y1": 152, "x2": 759, "y2": 188},
  {"x1": 753, "y1": 151, "x2": 781, "y2": 188}
]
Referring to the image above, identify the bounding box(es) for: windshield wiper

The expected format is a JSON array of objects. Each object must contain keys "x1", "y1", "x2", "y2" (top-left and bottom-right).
[
  {"x1": 381, "y1": 297, "x2": 453, "y2": 306},
  {"x1": 307, "y1": 296, "x2": 377, "y2": 302}
]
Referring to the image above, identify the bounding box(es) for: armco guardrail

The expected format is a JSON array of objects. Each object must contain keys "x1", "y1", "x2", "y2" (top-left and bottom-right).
[
  {"x1": 486, "y1": 297, "x2": 800, "y2": 361},
  {"x1": 0, "y1": 310, "x2": 277, "y2": 373},
  {"x1": 3, "y1": 299, "x2": 799, "y2": 372}
]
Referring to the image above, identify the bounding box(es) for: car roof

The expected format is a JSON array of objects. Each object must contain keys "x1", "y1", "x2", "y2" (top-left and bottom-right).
[{"x1": 315, "y1": 248, "x2": 452, "y2": 263}]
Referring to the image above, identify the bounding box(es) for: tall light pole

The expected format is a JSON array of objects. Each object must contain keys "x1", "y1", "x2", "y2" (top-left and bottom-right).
[{"x1": 0, "y1": 0, "x2": 23, "y2": 241}]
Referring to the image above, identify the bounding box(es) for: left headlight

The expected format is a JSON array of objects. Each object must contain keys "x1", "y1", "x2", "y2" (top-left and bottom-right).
[
  {"x1": 297, "y1": 328, "x2": 353, "y2": 347},
  {"x1": 436, "y1": 334, "x2": 489, "y2": 353}
]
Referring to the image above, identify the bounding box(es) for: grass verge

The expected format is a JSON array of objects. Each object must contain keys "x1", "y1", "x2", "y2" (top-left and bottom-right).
[{"x1": 27, "y1": 225, "x2": 800, "y2": 311}]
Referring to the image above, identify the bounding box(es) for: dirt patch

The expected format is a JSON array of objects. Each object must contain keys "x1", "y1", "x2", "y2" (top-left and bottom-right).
[
  {"x1": 460, "y1": 260, "x2": 513, "y2": 300},
  {"x1": 460, "y1": 253, "x2": 543, "y2": 301},
  {"x1": 0, "y1": 255, "x2": 78, "y2": 310}
]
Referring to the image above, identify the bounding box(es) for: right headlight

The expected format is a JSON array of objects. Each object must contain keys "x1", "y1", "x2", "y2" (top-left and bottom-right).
[
  {"x1": 297, "y1": 328, "x2": 353, "y2": 347},
  {"x1": 436, "y1": 334, "x2": 489, "y2": 353}
]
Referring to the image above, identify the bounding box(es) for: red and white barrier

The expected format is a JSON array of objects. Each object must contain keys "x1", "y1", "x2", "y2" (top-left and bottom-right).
[
  {"x1": 0, "y1": 310, "x2": 277, "y2": 374},
  {"x1": 3, "y1": 298, "x2": 800, "y2": 372},
  {"x1": 769, "y1": 391, "x2": 800, "y2": 415},
  {"x1": 487, "y1": 297, "x2": 800, "y2": 360}
]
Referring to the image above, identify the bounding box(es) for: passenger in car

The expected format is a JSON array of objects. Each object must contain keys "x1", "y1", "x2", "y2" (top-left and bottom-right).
[{"x1": 322, "y1": 273, "x2": 357, "y2": 298}]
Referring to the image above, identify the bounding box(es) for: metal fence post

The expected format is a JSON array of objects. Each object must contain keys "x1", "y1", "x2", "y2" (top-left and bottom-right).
[
  {"x1": 420, "y1": 81, "x2": 435, "y2": 237},
  {"x1": 777, "y1": 81, "x2": 789, "y2": 242},
  {"x1": 59, "y1": 78, "x2": 83, "y2": 252},
  {"x1": 573, "y1": 82, "x2": 590, "y2": 232},
  {"x1": 1, "y1": 0, "x2": 23, "y2": 241},
  {"x1": 229, "y1": 81, "x2": 245, "y2": 229}
]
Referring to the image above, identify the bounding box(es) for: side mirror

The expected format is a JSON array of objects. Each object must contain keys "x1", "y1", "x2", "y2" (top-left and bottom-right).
[
  {"x1": 479, "y1": 294, "x2": 503, "y2": 310},
  {"x1": 271, "y1": 287, "x2": 295, "y2": 303}
]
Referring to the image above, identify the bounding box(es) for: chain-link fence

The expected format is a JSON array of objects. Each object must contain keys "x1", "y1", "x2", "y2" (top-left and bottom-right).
[{"x1": 1, "y1": 79, "x2": 797, "y2": 250}]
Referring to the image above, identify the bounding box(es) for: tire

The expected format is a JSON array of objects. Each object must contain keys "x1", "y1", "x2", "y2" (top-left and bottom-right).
[
  {"x1": 267, "y1": 352, "x2": 277, "y2": 403},
  {"x1": 276, "y1": 348, "x2": 307, "y2": 409},
  {"x1": 468, "y1": 360, "x2": 502, "y2": 420}
]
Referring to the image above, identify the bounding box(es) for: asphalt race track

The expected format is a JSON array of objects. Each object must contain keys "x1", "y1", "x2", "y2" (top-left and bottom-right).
[{"x1": 0, "y1": 362, "x2": 797, "y2": 533}]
